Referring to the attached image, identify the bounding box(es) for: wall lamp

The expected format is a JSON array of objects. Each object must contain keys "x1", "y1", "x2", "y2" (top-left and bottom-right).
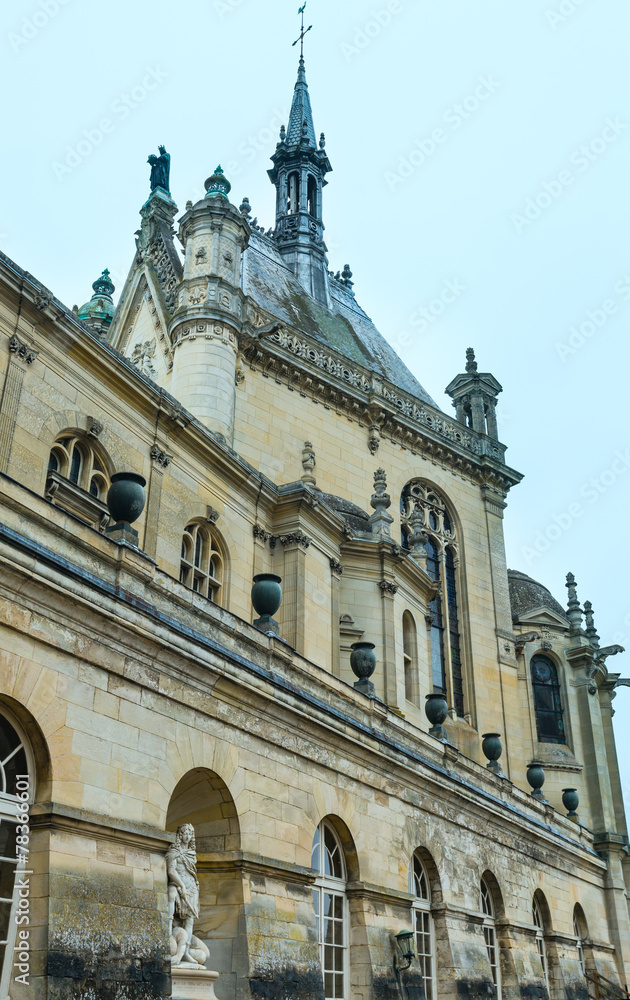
[{"x1": 393, "y1": 929, "x2": 415, "y2": 995}]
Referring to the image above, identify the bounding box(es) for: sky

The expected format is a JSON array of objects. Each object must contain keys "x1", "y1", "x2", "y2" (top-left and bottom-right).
[{"x1": 2, "y1": 0, "x2": 629, "y2": 813}]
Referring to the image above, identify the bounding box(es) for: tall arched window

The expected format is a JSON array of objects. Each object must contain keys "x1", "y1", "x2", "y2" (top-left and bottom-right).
[
  {"x1": 409, "y1": 853, "x2": 436, "y2": 1000},
  {"x1": 46, "y1": 432, "x2": 111, "y2": 529},
  {"x1": 307, "y1": 174, "x2": 318, "y2": 218},
  {"x1": 573, "y1": 907, "x2": 587, "y2": 977},
  {"x1": 179, "y1": 523, "x2": 224, "y2": 604},
  {"x1": 481, "y1": 877, "x2": 501, "y2": 998},
  {"x1": 0, "y1": 710, "x2": 32, "y2": 999},
  {"x1": 530, "y1": 655, "x2": 565, "y2": 744},
  {"x1": 533, "y1": 896, "x2": 549, "y2": 995},
  {"x1": 312, "y1": 821, "x2": 348, "y2": 1000},
  {"x1": 401, "y1": 481, "x2": 465, "y2": 716},
  {"x1": 403, "y1": 612, "x2": 420, "y2": 706},
  {"x1": 287, "y1": 171, "x2": 300, "y2": 214}
]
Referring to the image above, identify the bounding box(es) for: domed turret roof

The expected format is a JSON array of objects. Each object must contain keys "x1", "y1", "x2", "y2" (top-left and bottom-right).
[
  {"x1": 507, "y1": 569, "x2": 568, "y2": 623},
  {"x1": 78, "y1": 268, "x2": 115, "y2": 326}
]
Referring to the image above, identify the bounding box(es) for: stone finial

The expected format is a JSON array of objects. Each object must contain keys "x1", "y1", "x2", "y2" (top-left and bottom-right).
[
  {"x1": 301, "y1": 440, "x2": 316, "y2": 486},
  {"x1": 407, "y1": 509, "x2": 428, "y2": 569},
  {"x1": 204, "y1": 165, "x2": 231, "y2": 200},
  {"x1": 166, "y1": 824, "x2": 210, "y2": 968},
  {"x1": 239, "y1": 197, "x2": 252, "y2": 217},
  {"x1": 320, "y1": 132, "x2": 326, "y2": 149},
  {"x1": 465, "y1": 347, "x2": 478, "y2": 374},
  {"x1": 583, "y1": 601, "x2": 600, "y2": 649},
  {"x1": 279, "y1": 125, "x2": 286, "y2": 144},
  {"x1": 369, "y1": 468, "x2": 394, "y2": 537},
  {"x1": 566, "y1": 572, "x2": 583, "y2": 639}
]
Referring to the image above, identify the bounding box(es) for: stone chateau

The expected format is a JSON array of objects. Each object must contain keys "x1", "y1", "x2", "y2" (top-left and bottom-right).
[{"x1": 0, "y1": 49, "x2": 628, "y2": 1000}]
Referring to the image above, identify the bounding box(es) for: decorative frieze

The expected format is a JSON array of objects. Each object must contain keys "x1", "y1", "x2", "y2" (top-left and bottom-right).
[
  {"x1": 270, "y1": 531, "x2": 311, "y2": 550},
  {"x1": 253, "y1": 524, "x2": 271, "y2": 543},
  {"x1": 9, "y1": 335, "x2": 38, "y2": 365},
  {"x1": 150, "y1": 445, "x2": 172, "y2": 468},
  {"x1": 378, "y1": 580, "x2": 398, "y2": 596}
]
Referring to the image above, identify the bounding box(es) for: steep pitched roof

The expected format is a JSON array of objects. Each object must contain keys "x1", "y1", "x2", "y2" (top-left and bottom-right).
[{"x1": 242, "y1": 233, "x2": 439, "y2": 406}]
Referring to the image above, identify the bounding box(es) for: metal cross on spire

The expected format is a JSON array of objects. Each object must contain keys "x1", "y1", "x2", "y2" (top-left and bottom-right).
[{"x1": 293, "y1": 2, "x2": 312, "y2": 58}]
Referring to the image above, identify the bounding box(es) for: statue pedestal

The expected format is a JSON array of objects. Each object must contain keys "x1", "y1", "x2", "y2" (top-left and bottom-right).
[{"x1": 171, "y1": 966, "x2": 220, "y2": 1000}]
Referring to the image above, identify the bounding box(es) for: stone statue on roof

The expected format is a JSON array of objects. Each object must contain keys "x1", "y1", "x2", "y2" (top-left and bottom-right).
[{"x1": 148, "y1": 145, "x2": 170, "y2": 194}]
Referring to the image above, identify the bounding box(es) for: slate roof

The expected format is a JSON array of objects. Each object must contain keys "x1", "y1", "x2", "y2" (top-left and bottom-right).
[
  {"x1": 507, "y1": 570, "x2": 569, "y2": 623},
  {"x1": 242, "y1": 232, "x2": 439, "y2": 407}
]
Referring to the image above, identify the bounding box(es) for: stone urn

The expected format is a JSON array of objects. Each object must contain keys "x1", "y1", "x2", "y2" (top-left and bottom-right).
[
  {"x1": 251, "y1": 574, "x2": 282, "y2": 635},
  {"x1": 562, "y1": 787, "x2": 579, "y2": 822},
  {"x1": 350, "y1": 642, "x2": 376, "y2": 697},
  {"x1": 425, "y1": 692, "x2": 449, "y2": 741},
  {"x1": 481, "y1": 733, "x2": 504, "y2": 775},
  {"x1": 527, "y1": 761, "x2": 546, "y2": 801},
  {"x1": 107, "y1": 472, "x2": 147, "y2": 525}
]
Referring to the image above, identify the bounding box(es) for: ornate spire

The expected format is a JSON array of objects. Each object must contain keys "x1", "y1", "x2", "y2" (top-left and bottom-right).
[
  {"x1": 286, "y1": 58, "x2": 317, "y2": 148},
  {"x1": 268, "y1": 43, "x2": 332, "y2": 305},
  {"x1": 205, "y1": 165, "x2": 231, "y2": 200},
  {"x1": 565, "y1": 572, "x2": 584, "y2": 640},
  {"x1": 583, "y1": 601, "x2": 600, "y2": 649},
  {"x1": 445, "y1": 348, "x2": 502, "y2": 441},
  {"x1": 369, "y1": 468, "x2": 393, "y2": 537}
]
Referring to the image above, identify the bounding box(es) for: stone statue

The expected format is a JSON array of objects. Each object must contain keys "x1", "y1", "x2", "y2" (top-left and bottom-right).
[
  {"x1": 148, "y1": 145, "x2": 171, "y2": 193},
  {"x1": 166, "y1": 824, "x2": 210, "y2": 968}
]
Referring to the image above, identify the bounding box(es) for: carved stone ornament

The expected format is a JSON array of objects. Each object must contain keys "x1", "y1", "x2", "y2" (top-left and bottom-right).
[
  {"x1": 378, "y1": 580, "x2": 398, "y2": 596},
  {"x1": 34, "y1": 290, "x2": 52, "y2": 312},
  {"x1": 235, "y1": 365, "x2": 246, "y2": 386},
  {"x1": 329, "y1": 558, "x2": 343, "y2": 576},
  {"x1": 270, "y1": 531, "x2": 311, "y2": 550},
  {"x1": 9, "y1": 335, "x2": 38, "y2": 365},
  {"x1": 206, "y1": 506, "x2": 220, "y2": 525},
  {"x1": 87, "y1": 418, "x2": 103, "y2": 438},
  {"x1": 302, "y1": 441, "x2": 316, "y2": 486},
  {"x1": 150, "y1": 445, "x2": 172, "y2": 468},
  {"x1": 130, "y1": 340, "x2": 157, "y2": 377},
  {"x1": 166, "y1": 824, "x2": 210, "y2": 968},
  {"x1": 514, "y1": 631, "x2": 541, "y2": 654},
  {"x1": 253, "y1": 524, "x2": 271, "y2": 544}
]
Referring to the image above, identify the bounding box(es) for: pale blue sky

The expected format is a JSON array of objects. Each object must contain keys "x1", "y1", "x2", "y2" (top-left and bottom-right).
[{"x1": 2, "y1": 0, "x2": 629, "y2": 813}]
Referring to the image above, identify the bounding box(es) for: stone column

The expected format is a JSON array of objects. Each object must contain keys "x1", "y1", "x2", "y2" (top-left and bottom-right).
[
  {"x1": 0, "y1": 335, "x2": 38, "y2": 473},
  {"x1": 593, "y1": 840, "x2": 630, "y2": 986}
]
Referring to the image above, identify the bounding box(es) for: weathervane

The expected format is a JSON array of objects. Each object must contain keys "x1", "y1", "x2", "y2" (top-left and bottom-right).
[{"x1": 293, "y1": 2, "x2": 312, "y2": 58}]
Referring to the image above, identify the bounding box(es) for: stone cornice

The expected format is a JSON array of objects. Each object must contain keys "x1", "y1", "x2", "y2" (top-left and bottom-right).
[
  {"x1": 240, "y1": 326, "x2": 523, "y2": 492},
  {"x1": 29, "y1": 801, "x2": 173, "y2": 850}
]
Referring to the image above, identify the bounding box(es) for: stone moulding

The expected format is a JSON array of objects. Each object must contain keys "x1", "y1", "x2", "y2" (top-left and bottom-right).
[{"x1": 241, "y1": 328, "x2": 522, "y2": 493}]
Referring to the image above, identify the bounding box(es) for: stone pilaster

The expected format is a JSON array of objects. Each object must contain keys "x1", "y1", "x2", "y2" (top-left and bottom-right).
[
  {"x1": 271, "y1": 532, "x2": 310, "y2": 652},
  {"x1": 330, "y1": 558, "x2": 342, "y2": 677},
  {"x1": 0, "y1": 335, "x2": 38, "y2": 473},
  {"x1": 143, "y1": 444, "x2": 172, "y2": 559},
  {"x1": 378, "y1": 578, "x2": 399, "y2": 710}
]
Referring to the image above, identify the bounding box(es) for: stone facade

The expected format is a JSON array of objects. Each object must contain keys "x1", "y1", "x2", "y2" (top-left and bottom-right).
[{"x1": 0, "y1": 56, "x2": 628, "y2": 1000}]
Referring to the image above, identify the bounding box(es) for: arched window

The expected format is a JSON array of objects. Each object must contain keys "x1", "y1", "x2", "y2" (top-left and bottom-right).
[
  {"x1": 307, "y1": 174, "x2": 318, "y2": 218},
  {"x1": 409, "y1": 853, "x2": 436, "y2": 1000},
  {"x1": 312, "y1": 821, "x2": 348, "y2": 1000},
  {"x1": 287, "y1": 171, "x2": 300, "y2": 214},
  {"x1": 573, "y1": 907, "x2": 587, "y2": 977},
  {"x1": 179, "y1": 523, "x2": 224, "y2": 604},
  {"x1": 403, "y1": 612, "x2": 420, "y2": 706},
  {"x1": 401, "y1": 481, "x2": 465, "y2": 716},
  {"x1": 531, "y1": 655, "x2": 565, "y2": 744},
  {"x1": 46, "y1": 432, "x2": 111, "y2": 528},
  {"x1": 0, "y1": 710, "x2": 32, "y2": 999},
  {"x1": 533, "y1": 896, "x2": 549, "y2": 995},
  {"x1": 481, "y1": 877, "x2": 501, "y2": 998}
]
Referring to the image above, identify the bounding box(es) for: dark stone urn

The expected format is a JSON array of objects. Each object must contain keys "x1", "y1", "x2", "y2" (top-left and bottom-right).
[
  {"x1": 252, "y1": 574, "x2": 282, "y2": 636},
  {"x1": 562, "y1": 787, "x2": 579, "y2": 822},
  {"x1": 350, "y1": 642, "x2": 377, "y2": 698},
  {"x1": 106, "y1": 472, "x2": 147, "y2": 544},
  {"x1": 425, "y1": 692, "x2": 449, "y2": 741},
  {"x1": 527, "y1": 761, "x2": 547, "y2": 802},
  {"x1": 481, "y1": 733, "x2": 504, "y2": 776}
]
